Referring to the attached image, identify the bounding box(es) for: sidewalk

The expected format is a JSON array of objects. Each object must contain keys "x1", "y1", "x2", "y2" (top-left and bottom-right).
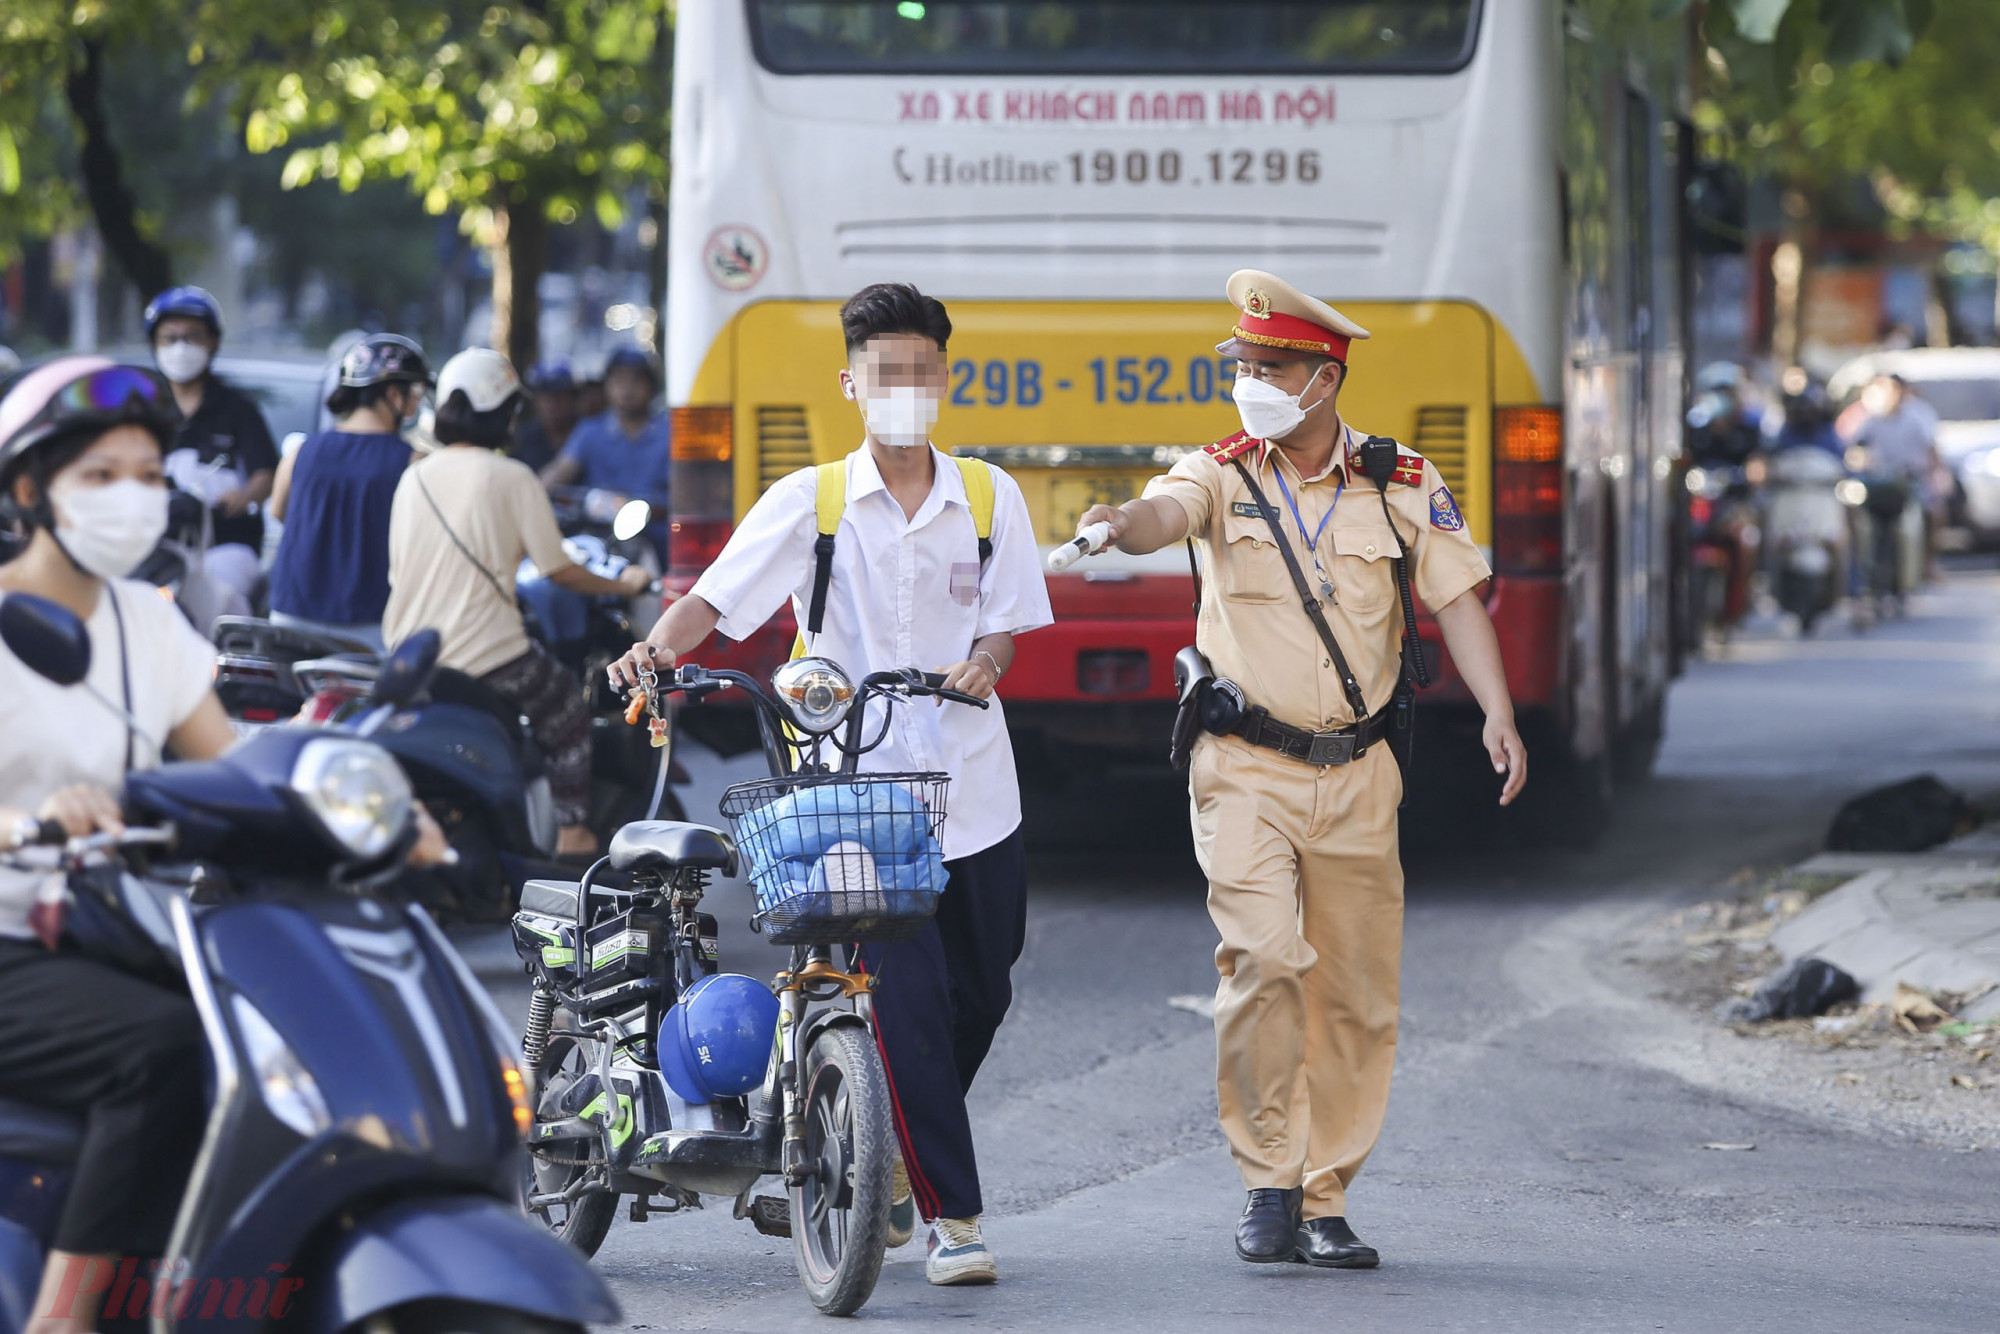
[{"x1": 1769, "y1": 826, "x2": 2000, "y2": 1020}]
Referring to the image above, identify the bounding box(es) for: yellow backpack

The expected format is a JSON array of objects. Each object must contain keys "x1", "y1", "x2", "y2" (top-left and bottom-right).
[{"x1": 792, "y1": 455, "x2": 996, "y2": 656}]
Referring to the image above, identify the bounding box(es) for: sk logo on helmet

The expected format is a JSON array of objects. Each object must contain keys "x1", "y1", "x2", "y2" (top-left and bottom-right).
[{"x1": 1429, "y1": 486, "x2": 1465, "y2": 532}]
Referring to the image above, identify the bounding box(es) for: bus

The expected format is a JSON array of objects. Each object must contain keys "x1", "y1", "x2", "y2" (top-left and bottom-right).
[{"x1": 664, "y1": 0, "x2": 1690, "y2": 837}]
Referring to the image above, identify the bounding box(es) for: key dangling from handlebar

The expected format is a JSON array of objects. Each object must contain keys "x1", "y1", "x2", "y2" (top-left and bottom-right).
[{"x1": 626, "y1": 665, "x2": 672, "y2": 748}]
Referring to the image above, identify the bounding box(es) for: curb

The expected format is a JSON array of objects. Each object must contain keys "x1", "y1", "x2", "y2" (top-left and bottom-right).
[{"x1": 1768, "y1": 838, "x2": 2000, "y2": 1020}]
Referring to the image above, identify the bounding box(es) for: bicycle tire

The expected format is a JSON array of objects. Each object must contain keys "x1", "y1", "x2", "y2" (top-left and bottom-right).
[
  {"x1": 523, "y1": 1033, "x2": 619, "y2": 1257},
  {"x1": 789, "y1": 1024, "x2": 893, "y2": 1316}
]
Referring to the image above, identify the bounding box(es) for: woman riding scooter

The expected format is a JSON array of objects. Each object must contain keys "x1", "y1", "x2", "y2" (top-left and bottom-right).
[{"x1": 0, "y1": 357, "x2": 236, "y2": 1334}]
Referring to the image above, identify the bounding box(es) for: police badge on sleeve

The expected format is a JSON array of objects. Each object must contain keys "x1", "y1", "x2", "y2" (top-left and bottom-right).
[{"x1": 1429, "y1": 484, "x2": 1465, "y2": 532}]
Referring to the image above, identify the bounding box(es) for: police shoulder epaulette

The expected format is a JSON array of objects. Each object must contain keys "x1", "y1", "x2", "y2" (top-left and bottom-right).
[
  {"x1": 1392, "y1": 453, "x2": 1426, "y2": 487},
  {"x1": 1203, "y1": 431, "x2": 1260, "y2": 464}
]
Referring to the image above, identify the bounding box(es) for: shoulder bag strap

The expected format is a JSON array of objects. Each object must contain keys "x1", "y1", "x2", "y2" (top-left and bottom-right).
[
  {"x1": 1228, "y1": 458, "x2": 1372, "y2": 722},
  {"x1": 413, "y1": 462, "x2": 515, "y2": 607},
  {"x1": 106, "y1": 584, "x2": 134, "y2": 772}
]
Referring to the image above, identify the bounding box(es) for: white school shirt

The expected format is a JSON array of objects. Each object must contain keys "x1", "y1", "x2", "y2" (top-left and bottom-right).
[{"x1": 690, "y1": 445, "x2": 1054, "y2": 859}]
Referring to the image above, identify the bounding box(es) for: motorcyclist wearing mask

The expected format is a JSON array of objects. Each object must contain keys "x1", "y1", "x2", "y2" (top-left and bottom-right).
[
  {"x1": 607, "y1": 283, "x2": 1053, "y2": 1288},
  {"x1": 0, "y1": 357, "x2": 234, "y2": 1334},
  {"x1": 145, "y1": 286, "x2": 279, "y2": 617},
  {"x1": 266, "y1": 334, "x2": 431, "y2": 650}
]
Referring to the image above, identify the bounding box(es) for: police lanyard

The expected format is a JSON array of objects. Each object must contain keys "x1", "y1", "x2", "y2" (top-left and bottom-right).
[{"x1": 1271, "y1": 466, "x2": 1343, "y2": 601}]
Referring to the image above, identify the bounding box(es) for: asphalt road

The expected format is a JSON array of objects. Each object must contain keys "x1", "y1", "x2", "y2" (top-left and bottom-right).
[{"x1": 511, "y1": 568, "x2": 2000, "y2": 1333}]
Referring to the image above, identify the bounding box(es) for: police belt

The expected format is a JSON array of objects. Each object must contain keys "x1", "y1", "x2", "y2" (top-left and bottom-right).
[{"x1": 1229, "y1": 703, "x2": 1394, "y2": 767}]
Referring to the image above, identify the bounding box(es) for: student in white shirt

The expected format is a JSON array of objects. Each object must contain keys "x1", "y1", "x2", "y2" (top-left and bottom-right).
[{"x1": 610, "y1": 284, "x2": 1053, "y2": 1287}]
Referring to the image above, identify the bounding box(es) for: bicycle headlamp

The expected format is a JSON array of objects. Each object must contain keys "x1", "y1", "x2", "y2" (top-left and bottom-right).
[
  {"x1": 771, "y1": 657, "x2": 857, "y2": 734},
  {"x1": 290, "y1": 737, "x2": 413, "y2": 861}
]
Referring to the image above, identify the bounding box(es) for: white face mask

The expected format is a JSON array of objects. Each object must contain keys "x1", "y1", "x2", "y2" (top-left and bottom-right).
[
  {"x1": 154, "y1": 339, "x2": 211, "y2": 385},
  {"x1": 1233, "y1": 364, "x2": 1328, "y2": 441},
  {"x1": 861, "y1": 385, "x2": 940, "y2": 449},
  {"x1": 48, "y1": 477, "x2": 170, "y2": 580}
]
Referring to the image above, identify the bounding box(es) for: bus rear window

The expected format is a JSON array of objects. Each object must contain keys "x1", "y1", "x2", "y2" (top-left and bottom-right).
[{"x1": 748, "y1": 1, "x2": 1481, "y2": 75}]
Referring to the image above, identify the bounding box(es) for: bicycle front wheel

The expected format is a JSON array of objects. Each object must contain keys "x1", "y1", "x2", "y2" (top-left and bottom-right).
[{"x1": 789, "y1": 1024, "x2": 894, "y2": 1316}]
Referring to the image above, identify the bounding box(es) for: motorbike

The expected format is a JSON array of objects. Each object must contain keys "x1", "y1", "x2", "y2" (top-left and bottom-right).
[
  {"x1": 212, "y1": 616, "x2": 379, "y2": 734},
  {"x1": 135, "y1": 488, "x2": 230, "y2": 638},
  {"x1": 0, "y1": 598, "x2": 619, "y2": 1334},
  {"x1": 1763, "y1": 445, "x2": 1850, "y2": 635},
  {"x1": 1685, "y1": 462, "x2": 1759, "y2": 646},
  {"x1": 512, "y1": 657, "x2": 985, "y2": 1316},
  {"x1": 215, "y1": 617, "x2": 570, "y2": 923},
  {"x1": 1843, "y1": 453, "x2": 1926, "y2": 627}
]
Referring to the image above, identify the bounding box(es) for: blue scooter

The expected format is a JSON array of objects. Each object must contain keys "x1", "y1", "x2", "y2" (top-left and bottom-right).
[{"x1": 0, "y1": 595, "x2": 618, "y2": 1334}]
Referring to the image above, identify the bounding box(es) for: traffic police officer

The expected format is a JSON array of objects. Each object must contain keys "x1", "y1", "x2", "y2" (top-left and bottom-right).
[{"x1": 1078, "y1": 270, "x2": 1527, "y2": 1269}]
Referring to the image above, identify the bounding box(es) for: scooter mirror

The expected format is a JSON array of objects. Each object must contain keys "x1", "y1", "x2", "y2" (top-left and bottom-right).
[
  {"x1": 371, "y1": 628, "x2": 442, "y2": 707},
  {"x1": 0, "y1": 592, "x2": 92, "y2": 687},
  {"x1": 612, "y1": 498, "x2": 651, "y2": 543}
]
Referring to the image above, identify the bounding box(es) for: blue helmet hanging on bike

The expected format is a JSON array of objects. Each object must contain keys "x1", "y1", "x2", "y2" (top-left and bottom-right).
[
  {"x1": 143, "y1": 286, "x2": 224, "y2": 341},
  {"x1": 661, "y1": 973, "x2": 778, "y2": 1103}
]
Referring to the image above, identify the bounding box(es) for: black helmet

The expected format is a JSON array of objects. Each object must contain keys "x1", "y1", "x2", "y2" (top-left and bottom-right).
[
  {"x1": 0, "y1": 357, "x2": 178, "y2": 482},
  {"x1": 337, "y1": 334, "x2": 431, "y2": 389}
]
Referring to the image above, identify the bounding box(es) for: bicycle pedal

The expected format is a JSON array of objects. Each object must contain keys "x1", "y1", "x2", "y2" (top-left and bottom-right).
[{"x1": 749, "y1": 1195, "x2": 791, "y2": 1238}]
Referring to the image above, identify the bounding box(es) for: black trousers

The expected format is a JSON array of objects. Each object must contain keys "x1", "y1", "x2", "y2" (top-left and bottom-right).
[
  {"x1": 0, "y1": 939, "x2": 207, "y2": 1255},
  {"x1": 858, "y1": 826, "x2": 1027, "y2": 1222}
]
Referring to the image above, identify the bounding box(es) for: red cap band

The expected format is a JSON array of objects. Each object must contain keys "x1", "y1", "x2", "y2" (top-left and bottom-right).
[{"x1": 1226, "y1": 309, "x2": 1349, "y2": 361}]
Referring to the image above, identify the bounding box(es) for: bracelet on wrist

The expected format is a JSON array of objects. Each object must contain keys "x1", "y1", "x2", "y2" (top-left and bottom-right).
[{"x1": 974, "y1": 649, "x2": 1004, "y2": 680}]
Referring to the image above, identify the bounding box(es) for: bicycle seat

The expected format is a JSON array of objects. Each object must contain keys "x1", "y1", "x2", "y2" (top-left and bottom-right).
[
  {"x1": 608, "y1": 822, "x2": 740, "y2": 877},
  {"x1": 0, "y1": 1095, "x2": 82, "y2": 1165}
]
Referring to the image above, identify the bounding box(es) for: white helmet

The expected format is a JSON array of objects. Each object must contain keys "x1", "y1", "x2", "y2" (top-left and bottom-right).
[{"x1": 436, "y1": 347, "x2": 521, "y2": 413}]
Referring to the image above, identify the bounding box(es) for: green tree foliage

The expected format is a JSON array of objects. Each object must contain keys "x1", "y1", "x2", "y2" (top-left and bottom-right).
[{"x1": 221, "y1": 0, "x2": 671, "y2": 368}]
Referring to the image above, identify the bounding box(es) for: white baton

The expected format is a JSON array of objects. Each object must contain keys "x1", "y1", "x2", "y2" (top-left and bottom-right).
[{"x1": 1047, "y1": 521, "x2": 1114, "y2": 572}]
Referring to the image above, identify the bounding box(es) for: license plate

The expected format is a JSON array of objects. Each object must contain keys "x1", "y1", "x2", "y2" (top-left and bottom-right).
[{"x1": 1046, "y1": 474, "x2": 1142, "y2": 544}]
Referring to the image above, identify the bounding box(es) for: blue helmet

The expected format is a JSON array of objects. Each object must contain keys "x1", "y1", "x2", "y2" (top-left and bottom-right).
[
  {"x1": 143, "y1": 286, "x2": 223, "y2": 341},
  {"x1": 660, "y1": 973, "x2": 778, "y2": 1103}
]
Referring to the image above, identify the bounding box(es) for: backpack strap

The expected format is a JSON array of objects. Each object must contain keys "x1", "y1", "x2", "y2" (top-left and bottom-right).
[
  {"x1": 952, "y1": 455, "x2": 996, "y2": 561},
  {"x1": 804, "y1": 459, "x2": 846, "y2": 639},
  {"x1": 797, "y1": 455, "x2": 994, "y2": 656}
]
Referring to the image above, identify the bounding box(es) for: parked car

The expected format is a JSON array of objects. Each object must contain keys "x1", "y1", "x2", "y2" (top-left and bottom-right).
[{"x1": 1828, "y1": 348, "x2": 2000, "y2": 544}]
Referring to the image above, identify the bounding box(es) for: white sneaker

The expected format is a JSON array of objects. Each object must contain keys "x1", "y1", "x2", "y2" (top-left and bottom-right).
[
  {"x1": 926, "y1": 1216, "x2": 998, "y2": 1286},
  {"x1": 887, "y1": 1157, "x2": 917, "y2": 1248}
]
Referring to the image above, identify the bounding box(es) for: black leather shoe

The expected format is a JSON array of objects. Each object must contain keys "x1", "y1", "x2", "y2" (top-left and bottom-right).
[
  {"x1": 1296, "y1": 1216, "x2": 1380, "y2": 1269},
  {"x1": 1235, "y1": 1188, "x2": 1303, "y2": 1263}
]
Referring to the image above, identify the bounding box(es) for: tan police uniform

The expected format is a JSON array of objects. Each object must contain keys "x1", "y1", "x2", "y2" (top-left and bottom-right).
[{"x1": 1141, "y1": 271, "x2": 1491, "y2": 1220}]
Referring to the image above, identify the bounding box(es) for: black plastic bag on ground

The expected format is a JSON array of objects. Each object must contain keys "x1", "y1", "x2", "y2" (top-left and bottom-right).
[
  {"x1": 1825, "y1": 775, "x2": 1976, "y2": 853},
  {"x1": 1723, "y1": 957, "x2": 1860, "y2": 1023}
]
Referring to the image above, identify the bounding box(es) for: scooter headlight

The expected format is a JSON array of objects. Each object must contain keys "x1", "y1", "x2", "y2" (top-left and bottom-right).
[
  {"x1": 770, "y1": 657, "x2": 857, "y2": 734},
  {"x1": 1835, "y1": 478, "x2": 1869, "y2": 508},
  {"x1": 232, "y1": 994, "x2": 332, "y2": 1138},
  {"x1": 291, "y1": 738, "x2": 413, "y2": 861}
]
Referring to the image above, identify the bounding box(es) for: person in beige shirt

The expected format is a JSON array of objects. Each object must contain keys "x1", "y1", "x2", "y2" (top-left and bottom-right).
[
  {"x1": 385, "y1": 349, "x2": 650, "y2": 856},
  {"x1": 1078, "y1": 270, "x2": 1526, "y2": 1272}
]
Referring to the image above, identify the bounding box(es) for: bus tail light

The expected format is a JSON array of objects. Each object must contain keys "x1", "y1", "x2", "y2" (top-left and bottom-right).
[
  {"x1": 669, "y1": 407, "x2": 735, "y2": 579},
  {"x1": 1493, "y1": 406, "x2": 1563, "y2": 575}
]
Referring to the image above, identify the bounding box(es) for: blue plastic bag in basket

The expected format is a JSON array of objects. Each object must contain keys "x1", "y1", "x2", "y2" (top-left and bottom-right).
[
  {"x1": 735, "y1": 780, "x2": 932, "y2": 879},
  {"x1": 759, "y1": 840, "x2": 949, "y2": 918}
]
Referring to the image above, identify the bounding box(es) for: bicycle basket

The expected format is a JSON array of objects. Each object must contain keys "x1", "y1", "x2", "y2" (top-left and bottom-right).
[{"x1": 719, "y1": 772, "x2": 950, "y2": 945}]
